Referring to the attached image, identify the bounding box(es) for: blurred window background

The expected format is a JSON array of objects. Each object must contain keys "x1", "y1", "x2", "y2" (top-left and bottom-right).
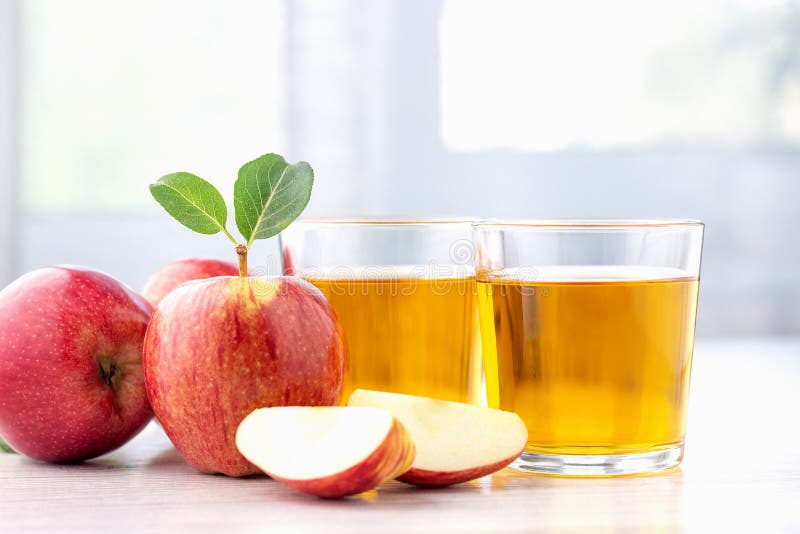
[{"x1": 1, "y1": 0, "x2": 798, "y2": 336}]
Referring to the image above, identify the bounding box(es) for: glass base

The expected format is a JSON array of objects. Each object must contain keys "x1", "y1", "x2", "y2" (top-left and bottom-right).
[{"x1": 511, "y1": 445, "x2": 683, "y2": 476}]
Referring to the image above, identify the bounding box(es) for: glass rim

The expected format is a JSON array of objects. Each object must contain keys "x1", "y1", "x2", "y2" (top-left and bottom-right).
[
  {"x1": 472, "y1": 218, "x2": 704, "y2": 229},
  {"x1": 287, "y1": 217, "x2": 475, "y2": 227}
]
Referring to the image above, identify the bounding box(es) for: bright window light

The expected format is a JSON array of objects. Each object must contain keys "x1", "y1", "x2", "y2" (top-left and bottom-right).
[
  {"x1": 440, "y1": 0, "x2": 800, "y2": 151},
  {"x1": 21, "y1": 0, "x2": 285, "y2": 212}
]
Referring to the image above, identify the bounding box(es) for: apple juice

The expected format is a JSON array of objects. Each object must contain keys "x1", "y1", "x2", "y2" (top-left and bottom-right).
[
  {"x1": 478, "y1": 266, "x2": 699, "y2": 456},
  {"x1": 303, "y1": 267, "x2": 482, "y2": 404}
]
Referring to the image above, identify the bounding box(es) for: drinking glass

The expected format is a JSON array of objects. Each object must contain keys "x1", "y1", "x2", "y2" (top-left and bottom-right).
[
  {"x1": 280, "y1": 219, "x2": 482, "y2": 404},
  {"x1": 473, "y1": 219, "x2": 703, "y2": 475}
]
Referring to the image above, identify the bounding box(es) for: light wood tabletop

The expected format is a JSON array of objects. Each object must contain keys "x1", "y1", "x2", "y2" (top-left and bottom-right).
[{"x1": 2, "y1": 338, "x2": 799, "y2": 533}]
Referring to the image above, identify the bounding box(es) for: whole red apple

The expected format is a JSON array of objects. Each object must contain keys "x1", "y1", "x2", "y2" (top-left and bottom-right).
[
  {"x1": 143, "y1": 275, "x2": 347, "y2": 477},
  {"x1": 141, "y1": 258, "x2": 239, "y2": 307},
  {"x1": 0, "y1": 266, "x2": 153, "y2": 462}
]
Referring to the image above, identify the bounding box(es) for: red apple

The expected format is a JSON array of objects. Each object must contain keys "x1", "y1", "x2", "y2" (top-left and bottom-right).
[
  {"x1": 0, "y1": 266, "x2": 153, "y2": 462},
  {"x1": 143, "y1": 275, "x2": 347, "y2": 477},
  {"x1": 236, "y1": 407, "x2": 415, "y2": 498},
  {"x1": 141, "y1": 257, "x2": 239, "y2": 307}
]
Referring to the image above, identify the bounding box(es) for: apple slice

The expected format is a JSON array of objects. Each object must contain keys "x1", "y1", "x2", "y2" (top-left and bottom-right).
[
  {"x1": 347, "y1": 389, "x2": 527, "y2": 487},
  {"x1": 236, "y1": 407, "x2": 415, "y2": 498}
]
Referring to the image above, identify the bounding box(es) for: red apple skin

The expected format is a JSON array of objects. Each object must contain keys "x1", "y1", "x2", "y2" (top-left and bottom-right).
[
  {"x1": 141, "y1": 258, "x2": 239, "y2": 307},
  {"x1": 270, "y1": 418, "x2": 416, "y2": 498},
  {"x1": 397, "y1": 450, "x2": 523, "y2": 487},
  {"x1": 0, "y1": 266, "x2": 153, "y2": 463},
  {"x1": 143, "y1": 276, "x2": 347, "y2": 477}
]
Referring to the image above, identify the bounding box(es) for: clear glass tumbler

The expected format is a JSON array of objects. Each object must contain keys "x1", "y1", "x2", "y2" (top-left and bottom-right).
[
  {"x1": 280, "y1": 219, "x2": 482, "y2": 405},
  {"x1": 473, "y1": 219, "x2": 704, "y2": 475}
]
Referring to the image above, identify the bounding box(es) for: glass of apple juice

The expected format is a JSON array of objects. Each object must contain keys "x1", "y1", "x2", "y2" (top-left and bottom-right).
[
  {"x1": 279, "y1": 219, "x2": 482, "y2": 405},
  {"x1": 473, "y1": 219, "x2": 704, "y2": 476}
]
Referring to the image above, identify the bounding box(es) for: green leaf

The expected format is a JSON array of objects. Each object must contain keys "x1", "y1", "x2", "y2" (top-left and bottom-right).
[
  {"x1": 234, "y1": 153, "x2": 314, "y2": 246},
  {"x1": 150, "y1": 172, "x2": 231, "y2": 237},
  {"x1": 0, "y1": 437, "x2": 16, "y2": 454}
]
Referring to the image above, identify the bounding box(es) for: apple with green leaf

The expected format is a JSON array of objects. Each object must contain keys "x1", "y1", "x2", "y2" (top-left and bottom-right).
[
  {"x1": 141, "y1": 257, "x2": 239, "y2": 307},
  {"x1": 145, "y1": 154, "x2": 347, "y2": 476},
  {"x1": 0, "y1": 266, "x2": 153, "y2": 463}
]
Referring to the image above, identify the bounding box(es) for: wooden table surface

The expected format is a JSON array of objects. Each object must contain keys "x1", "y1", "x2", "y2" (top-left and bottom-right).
[{"x1": 2, "y1": 338, "x2": 799, "y2": 533}]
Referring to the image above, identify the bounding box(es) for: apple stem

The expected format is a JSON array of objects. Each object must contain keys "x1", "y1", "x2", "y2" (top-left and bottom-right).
[{"x1": 236, "y1": 244, "x2": 248, "y2": 277}]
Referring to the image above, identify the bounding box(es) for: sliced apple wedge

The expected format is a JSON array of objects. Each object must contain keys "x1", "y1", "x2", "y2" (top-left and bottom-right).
[
  {"x1": 347, "y1": 389, "x2": 527, "y2": 487},
  {"x1": 235, "y1": 407, "x2": 415, "y2": 498}
]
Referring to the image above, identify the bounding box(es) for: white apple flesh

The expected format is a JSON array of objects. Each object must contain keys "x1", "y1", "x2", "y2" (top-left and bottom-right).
[
  {"x1": 347, "y1": 389, "x2": 528, "y2": 487},
  {"x1": 236, "y1": 407, "x2": 415, "y2": 498}
]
